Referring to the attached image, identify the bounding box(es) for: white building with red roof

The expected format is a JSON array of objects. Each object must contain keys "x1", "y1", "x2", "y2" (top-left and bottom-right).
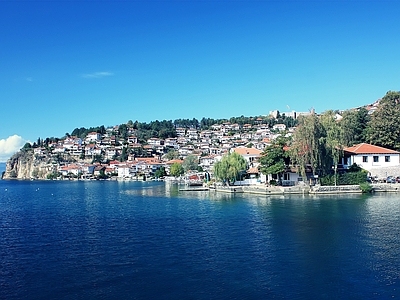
[
  {"x1": 231, "y1": 147, "x2": 263, "y2": 169},
  {"x1": 343, "y1": 143, "x2": 400, "y2": 176}
]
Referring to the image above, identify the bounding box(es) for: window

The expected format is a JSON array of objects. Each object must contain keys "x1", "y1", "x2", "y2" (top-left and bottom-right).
[
  {"x1": 362, "y1": 156, "x2": 368, "y2": 163},
  {"x1": 385, "y1": 156, "x2": 390, "y2": 162},
  {"x1": 373, "y1": 156, "x2": 379, "y2": 163}
]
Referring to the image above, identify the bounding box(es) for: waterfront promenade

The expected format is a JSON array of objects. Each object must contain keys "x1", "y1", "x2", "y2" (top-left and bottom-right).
[{"x1": 186, "y1": 182, "x2": 400, "y2": 195}]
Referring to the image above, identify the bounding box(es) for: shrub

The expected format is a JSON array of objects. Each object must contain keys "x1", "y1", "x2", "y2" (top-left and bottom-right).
[
  {"x1": 340, "y1": 170, "x2": 369, "y2": 185},
  {"x1": 359, "y1": 182, "x2": 373, "y2": 193},
  {"x1": 46, "y1": 172, "x2": 61, "y2": 180},
  {"x1": 320, "y1": 170, "x2": 369, "y2": 186},
  {"x1": 320, "y1": 174, "x2": 336, "y2": 186}
]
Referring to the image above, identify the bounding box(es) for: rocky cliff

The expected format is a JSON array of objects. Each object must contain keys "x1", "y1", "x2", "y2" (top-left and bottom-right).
[{"x1": 3, "y1": 150, "x2": 55, "y2": 180}]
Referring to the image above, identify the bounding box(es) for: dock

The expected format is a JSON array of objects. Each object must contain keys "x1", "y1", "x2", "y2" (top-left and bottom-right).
[{"x1": 179, "y1": 187, "x2": 210, "y2": 191}]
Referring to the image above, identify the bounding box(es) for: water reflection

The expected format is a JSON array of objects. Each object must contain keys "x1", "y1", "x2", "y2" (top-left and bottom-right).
[
  {"x1": 2, "y1": 180, "x2": 400, "y2": 298},
  {"x1": 362, "y1": 195, "x2": 400, "y2": 290}
]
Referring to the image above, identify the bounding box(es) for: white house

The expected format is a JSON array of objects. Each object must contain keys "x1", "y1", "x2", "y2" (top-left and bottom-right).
[
  {"x1": 52, "y1": 146, "x2": 66, "y2": 153},
  {"x1": 178, "y1": 147, "x2": 192, "y2": 156},
  {"x1": 86, "y1": 132, "x2": 101, "y2": 142},
  {"x1": 211, "y1": 124, "x2": 222, "y2": 131},
  {"x1": 59, "y1": 164, "x2": 82, "y2": 176},
  {"x1": 176, "y1": 128, "x2": 186, "y2": 136},
  {"x1": 128, "y1": 136, "x2": 138, "y2": 144},
  {"x1": 343, "y1": 143, "x2": 400, "y2": 176},
  {"x1": 117, "y1": 164, "x2": 132, "y2": 178},
  {"x1": 147, "y1": 138, "x2": 164, "y2": 146},
  {"x1": 187, "y1": 128, "x2": 198, "y2": 140},
  {"x1": 232, "y1": 147, "x2": 262, "y2": 167},
  {"x1": 231, "y1": 124, "x2": 241, "y2": 131},
  {"x1": 165, "y1": 138, "x2": 178, "y2": 149},
  {"x1": 81, "y1": 164, "x2": 95, "y2": 176},
  {"x1": 199, "y1": 155, "x2": 216, "y2": 171},
  {"x1": 85, "y1": 144, "x2": 102, "y2": 156},
  {"x1": 106, "y1": 148, "x2": 118, "y2": 160},
  {"x1": 273, "y1": 124, "x2": 287, "y2": 131},
  {"x1": 34, "y1": 147, "x2": 47, "y2": 156}
]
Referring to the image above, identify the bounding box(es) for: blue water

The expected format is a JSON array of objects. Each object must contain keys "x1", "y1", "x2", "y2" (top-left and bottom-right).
[
  {"x1": 0, "y1": 162, "x2": 5, "y2": 175},
  {"x1": 1, "y1": 180, "x2": 400, "y2": 299}
]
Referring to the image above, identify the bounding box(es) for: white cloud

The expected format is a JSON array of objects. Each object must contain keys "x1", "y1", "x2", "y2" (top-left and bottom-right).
[
  {"x1": 26, "y1": 77, "x2": 33, "y2": 82},
  {"x1": 0, "y1": 135, "x2": 26, "y2": 162},
  {"x1": 81, "y1": 71, "x2": 114, "y2": 79}
]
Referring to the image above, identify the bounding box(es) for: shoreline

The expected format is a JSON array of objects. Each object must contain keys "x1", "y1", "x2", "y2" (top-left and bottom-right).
[
  {"x1": 3, "y1": 178, "x2": 400, "y2": 195},
  {"x1": 185, "y1": 183, "x2": 400, "y2": 195}
]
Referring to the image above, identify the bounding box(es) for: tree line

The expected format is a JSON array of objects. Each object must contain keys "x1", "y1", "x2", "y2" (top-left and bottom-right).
[{"x1": 66, "y1": 114, "x2": 297, "y2": 144}]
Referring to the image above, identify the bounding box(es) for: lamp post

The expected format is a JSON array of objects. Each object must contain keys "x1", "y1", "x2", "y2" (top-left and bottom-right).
[{"x1": 334, "y1": 164, "x2": 337, "y2": 186}]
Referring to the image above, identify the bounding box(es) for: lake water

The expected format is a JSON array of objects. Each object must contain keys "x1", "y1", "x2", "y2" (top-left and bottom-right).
[
  {"x1": 1, "y1": 180, "x2": 400, "y2": 299},
  {"x1": 0, "y1": 162, "x2": 5, "y2": 175}
]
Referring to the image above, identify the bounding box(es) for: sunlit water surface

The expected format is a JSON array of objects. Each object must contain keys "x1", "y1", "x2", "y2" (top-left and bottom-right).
[{"x1": 1, "y1": 180, "x2": 399, "y2": 299}]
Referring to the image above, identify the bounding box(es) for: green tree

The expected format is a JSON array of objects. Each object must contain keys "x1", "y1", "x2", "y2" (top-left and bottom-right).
[
  {"x1": 182, "y1": 155, "x2": 199, "y2": 172},
  {"x1": 22, "y1": 142, "x2": 32, "y2": 150},
  {"x1": 320, "y1": 110, "x2": 342, "y2": 181},
  {"x1": 154, "y1": 167, "x2": 167, "y2": 178},
  {"x1": 95, "y1": 168, "x2": 108, "y2": 179},
  {"x1": 200, "y1": 117, "x2": 217, "y2": 129},
  {"x1": 47, "y1": 171, "x2": 61, "y2": 180},
  {"x1": 118, "y1": 124, "x2": 128, "y2": 139},
  {"x1": 259, "y1": 135, "x2": 288, "y2": 181},
  {"x1": 92, "y1": 154, "x2": 104, "y2": 164},
  {"x1": 120, "y1": 147, "x2": 129, "y2": 162},
  {"x1": 132, "y1": 146, "x2": 145, "y2": 157},
  {"x1": 366, "y1": 91, "x2": 400, "y2": 150},
  {"x1": 165, "y1": 149, "x2": 179, "y2": 160},
  {"x1": 213, "y1": 152, "x2": 247, "y2": 185},
  {"x1": 289, "y1": 113, "x2": 324, "y2": 178},
  {"x1": 70, "y1": 125, "x2": 106, "y2": 139},
  {"x1": 170, "y1": 162, "x2": 184, "y2": 177},
  {"x1": 340, "y1": 107, "x2": 369, "y2": 146}
]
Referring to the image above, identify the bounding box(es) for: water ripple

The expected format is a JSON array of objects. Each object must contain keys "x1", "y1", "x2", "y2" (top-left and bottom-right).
[{"x1": 1, "y1": 181, "x2": 400, "y2": 299}]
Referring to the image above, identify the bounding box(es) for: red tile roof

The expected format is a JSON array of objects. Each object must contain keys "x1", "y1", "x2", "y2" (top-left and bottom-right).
[
  {"x1": 165, "y1": 159, "x2": 184, "y2": 165},
  {"x1": 344, "y1": 143, "x2": 399, "y2": 154},
  {"x1": 135, "y1": 157, "x2": 161, "y2": 163},
  {"x1": 233, "y1": 147, "x2": 262, "y2": 156}
]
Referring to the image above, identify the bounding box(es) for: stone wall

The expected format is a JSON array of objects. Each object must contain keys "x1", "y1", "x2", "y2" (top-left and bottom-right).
[
  {"x1": 310, "y1": 185, "x2": 362, "y2": 194},
  {"x1": 368, "y1": 166, "x2": 400, "y2": 180}
]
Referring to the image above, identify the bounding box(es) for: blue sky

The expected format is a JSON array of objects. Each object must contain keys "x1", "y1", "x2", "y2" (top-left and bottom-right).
[{"x1": 1, "y1": 0, "x2": 399, "y2": 161}]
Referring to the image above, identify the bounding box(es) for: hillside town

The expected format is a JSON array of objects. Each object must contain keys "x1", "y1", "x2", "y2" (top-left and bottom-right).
[
  {"x1": 4, "y1": 109, "x2": 311, "y2": 182},
  {"x1": 4, "y1": 93, "x2": 400, "y2": 189}
]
